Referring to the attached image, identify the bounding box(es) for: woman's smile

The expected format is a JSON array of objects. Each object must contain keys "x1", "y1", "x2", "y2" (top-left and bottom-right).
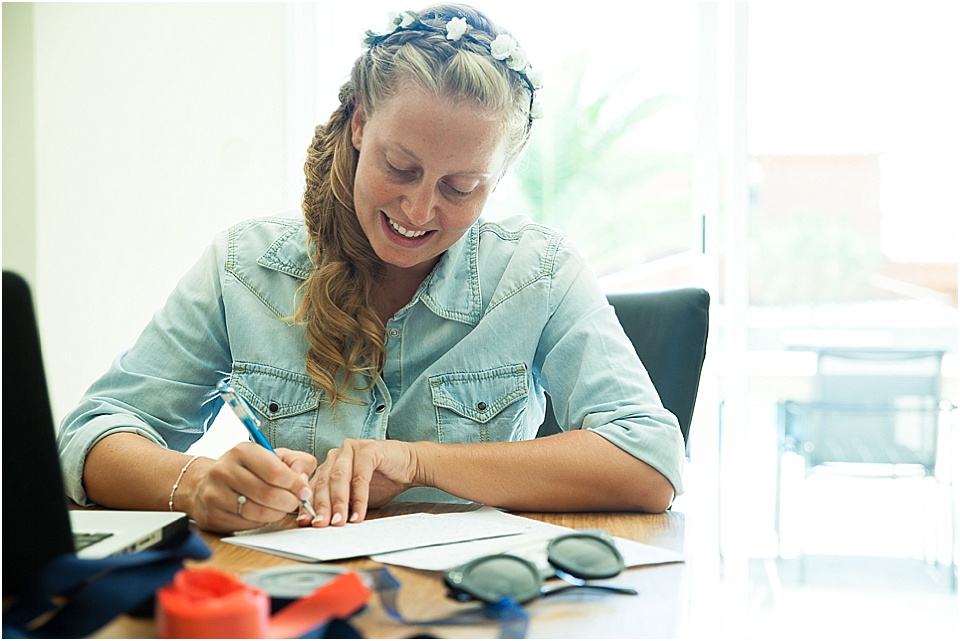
[{"x1": 382, "y1": 212, "x2": 434, "y2": 243}]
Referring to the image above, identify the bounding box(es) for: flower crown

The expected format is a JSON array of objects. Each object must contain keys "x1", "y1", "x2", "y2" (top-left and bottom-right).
[{"x1": 363, "y1": 10, "x2": 543, "y2": 123}]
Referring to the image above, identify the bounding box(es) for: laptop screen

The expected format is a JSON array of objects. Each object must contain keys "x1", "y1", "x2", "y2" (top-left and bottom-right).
[{"x1": 3, "y1": 271, "x2": 80, "y2": 594}]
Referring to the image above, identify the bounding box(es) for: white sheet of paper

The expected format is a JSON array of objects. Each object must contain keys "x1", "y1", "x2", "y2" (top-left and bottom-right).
[
  {"x1": 371, "y1": 507, "x2": 686, "y2": 571},
  {"x1": 221, "y1": 511, "x2": 527, "y2": 562}
]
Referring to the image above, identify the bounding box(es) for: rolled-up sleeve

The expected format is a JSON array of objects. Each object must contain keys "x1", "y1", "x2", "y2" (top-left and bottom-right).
[
  {"x1": 536, "y1": 240, "x2": 685, "y2": 496},
  {"x1": 57, "y1": 234, "x2": 232, "y2": 505}
]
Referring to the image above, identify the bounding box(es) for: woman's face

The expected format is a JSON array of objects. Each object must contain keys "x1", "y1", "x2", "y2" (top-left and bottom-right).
[{"x1": 351, "y1": 88, "x2": 509, "y2": 278}]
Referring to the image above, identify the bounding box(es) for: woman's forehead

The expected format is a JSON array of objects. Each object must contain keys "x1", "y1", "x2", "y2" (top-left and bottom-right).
[{"x1": 367, "y1": 89, "x2": 509, "y2": 174}]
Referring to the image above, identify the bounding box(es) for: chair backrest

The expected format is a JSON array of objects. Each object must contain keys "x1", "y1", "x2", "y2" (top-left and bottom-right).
[
  {"x1": 785, "y1": 348, "x2": 944, "y2": 471},
  {"x1": 537, "y1": 287, "x2": 710, "y2": 455},
  {"x1": 815, "y1": 348, "x2": 944, "y2": 406}
]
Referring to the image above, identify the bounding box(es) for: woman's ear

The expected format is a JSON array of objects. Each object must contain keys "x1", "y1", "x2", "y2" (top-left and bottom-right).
[{"x1": 351, "y1": 107, "x2": 366, "y2": 151}]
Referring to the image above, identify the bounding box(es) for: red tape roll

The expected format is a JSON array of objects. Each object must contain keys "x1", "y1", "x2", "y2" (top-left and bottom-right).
[{"x1": 156, "y1": 567, "x2": 371, "y2": 638}]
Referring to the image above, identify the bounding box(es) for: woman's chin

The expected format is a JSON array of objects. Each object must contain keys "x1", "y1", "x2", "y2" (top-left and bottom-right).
[{"x1": 373, "y1": 244, "x2": 439, "y2": 274}]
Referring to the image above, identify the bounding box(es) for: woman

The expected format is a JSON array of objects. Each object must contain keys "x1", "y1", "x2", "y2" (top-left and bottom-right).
[{"x1": 58, "y1": 4, "x2": 684, "y2": 534}]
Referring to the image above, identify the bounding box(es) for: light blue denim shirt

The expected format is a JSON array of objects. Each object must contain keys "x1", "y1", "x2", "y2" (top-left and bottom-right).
[{"x1": 58, "y1": 215, "x2": 684, "y2": 505}]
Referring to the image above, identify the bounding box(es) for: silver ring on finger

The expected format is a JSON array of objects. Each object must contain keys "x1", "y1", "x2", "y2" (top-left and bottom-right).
[{"x1": 237, "y1": 494, "x2": 247, "y2": 517}]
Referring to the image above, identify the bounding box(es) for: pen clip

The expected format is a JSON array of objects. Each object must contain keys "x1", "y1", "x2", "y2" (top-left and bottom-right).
[{"x1": 216, "y1": 381, "x2": 262, "y2": 428}]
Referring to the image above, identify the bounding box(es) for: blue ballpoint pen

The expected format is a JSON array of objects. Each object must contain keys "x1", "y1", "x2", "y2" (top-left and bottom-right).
[{"x1": 216, "y1": 381, "x2": 319, "y2": 519}]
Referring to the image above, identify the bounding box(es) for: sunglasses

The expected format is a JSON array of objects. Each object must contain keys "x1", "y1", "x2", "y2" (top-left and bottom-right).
[{"x1": 443, "y1": 530, "x2": 638, "y2": 606}]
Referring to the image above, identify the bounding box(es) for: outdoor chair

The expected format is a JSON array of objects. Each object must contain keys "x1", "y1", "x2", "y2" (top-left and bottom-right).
[{"x1": 774, "y1": 347, "x2": 955, "y2": 589}]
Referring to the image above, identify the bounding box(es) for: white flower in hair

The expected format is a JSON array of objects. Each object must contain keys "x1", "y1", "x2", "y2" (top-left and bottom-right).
[
  {"x1": 387, "y1": 10, "x2": 417, "y2": 32},
  {"x1": 526, "y1": 68, "x2": 544, "y2": 90},
  {"x1": 490, "y1": 34, "x2": 517, "y2": 61},
  {"x1": 446, "y1": 17, "x2": 470, "y2": 41},
  {"x1": 506, "y1": 47, "x2": 529, "y2": 72}
]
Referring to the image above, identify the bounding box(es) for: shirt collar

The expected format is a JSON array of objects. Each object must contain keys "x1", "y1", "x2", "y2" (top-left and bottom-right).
[
  {"x1": 257, "y1": 221, "x2": 313, "y2": 280},
  {"x1": 259, "y1": 220, "x2": 483, "y2": 326},
  {"x1": 417, "y1": 223, "x2": 482, "y2": 326}
]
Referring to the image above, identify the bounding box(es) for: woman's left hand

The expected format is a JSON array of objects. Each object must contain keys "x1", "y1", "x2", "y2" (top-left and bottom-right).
[{"x1": 298, "y1": 438, "x2": 422, "y2": 527}]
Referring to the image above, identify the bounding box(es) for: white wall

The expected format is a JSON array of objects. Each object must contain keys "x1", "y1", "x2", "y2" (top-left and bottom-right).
[
  {"x1": 21, "y1": 3, "x2": 292, "y2": 424},
  {"x1": 2, "y1": 4, "x2": 39, "y2": 285}
]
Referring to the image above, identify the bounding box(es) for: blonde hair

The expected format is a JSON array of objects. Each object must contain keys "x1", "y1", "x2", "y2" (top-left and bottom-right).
[{"x1": 295, "y1": 3, "x2": 536, "y2": 405}]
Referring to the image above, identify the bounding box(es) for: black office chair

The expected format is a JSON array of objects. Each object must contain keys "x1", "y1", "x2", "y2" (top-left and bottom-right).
[
  {"x1": 536, "y1": 287, "x2": 710, "y2": 456},
  {"x1": 775, "y1": 348, "x2": 955, "y2": 588}
]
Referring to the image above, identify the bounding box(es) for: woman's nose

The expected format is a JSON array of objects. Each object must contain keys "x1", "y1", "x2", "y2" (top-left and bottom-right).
[{"x1": 401, "y1": 184, "x2": 437, "y2": 226}]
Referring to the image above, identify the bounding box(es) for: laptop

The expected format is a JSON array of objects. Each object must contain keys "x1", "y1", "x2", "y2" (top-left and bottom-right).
[{"x1": 2, "y1": 271, "x2": 189, "y2": 595}]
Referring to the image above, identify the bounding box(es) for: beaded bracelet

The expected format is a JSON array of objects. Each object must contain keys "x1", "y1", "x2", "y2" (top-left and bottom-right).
[{"x1": 168, "y1": 455, "x2": 201, "y2": 512}]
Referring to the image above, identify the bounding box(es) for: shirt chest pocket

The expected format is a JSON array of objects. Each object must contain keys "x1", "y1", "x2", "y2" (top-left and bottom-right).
[
  {"x1": 229, "y1": 362, "x2": 321, "y2": 453},
  {"x1": 428, "y1": 363, "x2": 528, "y2": 444}
]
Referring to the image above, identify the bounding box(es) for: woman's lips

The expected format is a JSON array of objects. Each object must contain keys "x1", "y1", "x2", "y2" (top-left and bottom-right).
[{"x1": 381, "y1": 212, "x2": 435, "y2": 246}]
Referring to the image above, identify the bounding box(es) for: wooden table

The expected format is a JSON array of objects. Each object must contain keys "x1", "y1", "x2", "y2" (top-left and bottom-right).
[{"x1": 94, "y1": 503, "x2": 688, "y2": 638}]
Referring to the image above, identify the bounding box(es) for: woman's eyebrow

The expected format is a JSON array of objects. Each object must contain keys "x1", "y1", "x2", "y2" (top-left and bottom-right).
[{"x1": 389, "y1": 142, "x2": 494, "y2": 179}]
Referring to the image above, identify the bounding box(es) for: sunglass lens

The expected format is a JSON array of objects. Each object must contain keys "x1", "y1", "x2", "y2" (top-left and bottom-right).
[
  {"x1": 547, "y1": 533, "x2": 624, "y2": 580},
  {"x1": 449, "y1": 555, "x2": 541, "y2": 604}
]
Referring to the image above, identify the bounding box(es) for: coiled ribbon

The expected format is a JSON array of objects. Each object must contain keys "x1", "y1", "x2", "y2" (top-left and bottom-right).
[{"x1": 156, "y1": 567, "x2": 371, "y2": 638}]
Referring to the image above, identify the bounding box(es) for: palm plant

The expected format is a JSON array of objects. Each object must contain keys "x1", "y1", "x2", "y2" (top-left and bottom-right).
[{"x1": 507, "y1": 53, "x2": 685, "y2": 273}]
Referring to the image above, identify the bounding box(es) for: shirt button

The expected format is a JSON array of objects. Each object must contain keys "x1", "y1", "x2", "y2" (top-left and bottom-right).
[
  {"x1": 388, "y1": 328, "x2": 399, "y2": 337},
  {"x1": 268, "y1": 402, "x2": 280, "y2": 413},
  {"x1": 375, "y1": 404, "x2": 386, "y2": 413},
  {"x1": 477, "y1": 402, "x2": 488, "y2": 412}
]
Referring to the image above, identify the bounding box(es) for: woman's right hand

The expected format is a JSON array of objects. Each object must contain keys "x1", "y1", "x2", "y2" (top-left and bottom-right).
[
  {"x1": 299, "y1": 438, "x2": 422, "y2": 528},
  {"x1": 183, "y1": 442, "x2": 317, "y2": 532}
]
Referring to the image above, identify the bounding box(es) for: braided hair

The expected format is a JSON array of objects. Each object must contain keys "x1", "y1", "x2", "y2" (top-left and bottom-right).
[{"x1": 294, "y1": 3, "x2": 537, "y2": 405}]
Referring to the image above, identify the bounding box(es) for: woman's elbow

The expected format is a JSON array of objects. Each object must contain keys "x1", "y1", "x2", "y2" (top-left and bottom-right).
[
  {"x1": 627, "y1": 462, "x2": 676, "y2": 513},
  {"x1": 638, "y1": 484, "x2": 675, "y2": 513}
]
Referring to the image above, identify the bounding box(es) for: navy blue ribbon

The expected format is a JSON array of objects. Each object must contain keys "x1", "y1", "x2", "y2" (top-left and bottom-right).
[
  {"x1": 372, "y1": 567, "x2": 529, "y2": 639},
  {"x1": 3, "y1": 532, "x2": 211, "y2": 638}
]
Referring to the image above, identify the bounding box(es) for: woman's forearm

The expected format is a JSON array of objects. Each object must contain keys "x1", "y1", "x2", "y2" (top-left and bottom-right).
[
  {"x1": 85, "y1": 432, "x2": 317, "y2": 533},
  {"x1": 415, "y1": 429, "x2": 675, "y2": 513},
  {"x1": 82, "y1": 432, "x2": 211, "y2": 512}
]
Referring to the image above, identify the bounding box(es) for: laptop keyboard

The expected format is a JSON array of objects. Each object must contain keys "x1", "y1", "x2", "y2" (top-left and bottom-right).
[{"x1": 73, "y1": 531, "x2": 113, "y2": 551}]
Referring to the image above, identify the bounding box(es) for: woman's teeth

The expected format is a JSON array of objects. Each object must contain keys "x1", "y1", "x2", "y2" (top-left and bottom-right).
[{"x1": 389, "y1": 218, "x2": 428, "y2": 238}]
